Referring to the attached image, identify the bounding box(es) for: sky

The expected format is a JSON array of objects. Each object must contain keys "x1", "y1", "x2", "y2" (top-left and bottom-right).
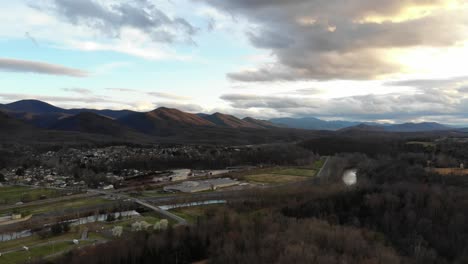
[{"x1": 1, "y1": 0, "x2": 468, "y2": 124}]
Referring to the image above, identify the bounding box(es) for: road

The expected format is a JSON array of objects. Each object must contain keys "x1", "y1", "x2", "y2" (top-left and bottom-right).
[
  {"x1": 88, "y1": 189, "x2": 188, "y2": 225},
  {"x1": 316, "y1": 156, "x2": 330, "y2": 178},
  {"x1": 134, "y1": 200, "x2": 187, "y2": 225}
]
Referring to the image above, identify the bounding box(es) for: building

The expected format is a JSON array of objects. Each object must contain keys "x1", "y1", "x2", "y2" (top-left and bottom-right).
[
  {"x1": 226, "y1": 166, "x2": 256, "y2": 172},
  {"x1": 169, "y1": 169, "x2": 191, "y2": 182},
  {"x1": 164, "y1": 178, "x2": 239, "y2": 193}
]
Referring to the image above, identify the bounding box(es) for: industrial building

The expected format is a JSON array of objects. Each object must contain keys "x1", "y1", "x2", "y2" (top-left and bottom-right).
[{"x1": 164, "y1": 178, "x2": 239, "y2": 193}]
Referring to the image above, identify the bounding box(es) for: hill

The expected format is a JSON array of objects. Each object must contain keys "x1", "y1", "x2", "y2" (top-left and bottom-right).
[
  {"x1": 0, "y1": 111, "x2": 32, "y2": 132},
  {"x1": 338, "y1": 124, "x2": 386, "y2": 133},
  {"x1": 270, "y1": 117, "x2": 360, "y2": 130},
  {"x1": 3, "y1": 99, "x2": 65, "y2": 114},
  {"x1": 270, "y1": 116, "x2": 451, "y2": 132},
  {"x1": 119, "y1": 107, "x2": 215, "y2": 135},
  {"x1": 384, "y1": 122, "x2": 450, "y2": 132},
  {"x1": 199, "y1": 113, "x2": 262, "y2": 128},
  {"x1": 67, "y1": 109, "x2": 135, "y2": 119},
  {"x1": 50, "y1": 112, "x2": 145, "y2": 137},
  {"x1": 243, "y1": 117, "x2": 280, "y2": 129},
  {"x1": 7, "y1": 112, "x2": 71, "y2": 128},
  {"x1": 2, "y1": 99, "x2": 134, "y2": 121}
]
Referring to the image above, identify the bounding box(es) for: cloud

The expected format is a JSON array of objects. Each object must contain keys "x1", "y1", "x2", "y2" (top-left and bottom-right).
[
  {"x1": 106, "y1": 88, "x2": 139, "y2": 93},
  {"x1": 220, "y1": 84, "x2": 468, "y2": 123},
  {"x1": 386, "y1": 76, "x2": 468, "y2": 89},
  {"x1": 32, "y1": 0, "x2": 198, "y2": 44},
  {"x1": 0, "y1": 58, "x2": 88, "y2": 77},
  {"x1": 0, "y1": 93, "x2": 119, "y2": 104},
  {"x1": 201, "y1": 0, "x2": 468, "y2": 81},
  {"x1": 25, "y1": 32, "x2": 39, "y2": 46},
  {"x1": 106, "y1": 89, "x2": 191, "y2": 100},
  {"x1": 148, "y1": 92, "x2": 191, "y2": 100},
  {"x1": 62, "y1": 88, "x2": 92, "y2": 94}
]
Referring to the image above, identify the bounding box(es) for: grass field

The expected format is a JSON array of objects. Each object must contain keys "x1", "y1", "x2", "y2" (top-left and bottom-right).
[
  {"x1": 0, "y1": 197, "x2": 111, "y2": 215},
  {"x1": 271, "y1": 168, "x2": 316, "y2": 177},
  {"x1": 0, "y1": 229, "x2": 106, "y2": 264},
  {"x1": 245, "y1": 174, "x2": 308, "y2": 184},
  {"x1": 138, "y1": 189, "x2": 182, "y2": 198},
  {"x1": 170, "y1": 205, "x2": 221, "y2": 223},
  {"x1": 0, "y1": 240, "x2": 95, "y2": 264},
  {"x1": 0, "y1": 233, "x2": 78, "y2": 252},
  {"x1": 241, "y1": 165, "x2": 318, "y2": 184},
  {"x1": 0, "y1": 186, "x2": 60, "y2": 205},
  {"x1": 406, "y1": 141, "x2": 436, "y2": 147}
]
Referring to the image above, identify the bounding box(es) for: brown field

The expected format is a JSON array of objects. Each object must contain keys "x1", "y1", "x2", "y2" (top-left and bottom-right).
[{"x1": 431, "y1": 168, "x2": 468, "y2": 176}]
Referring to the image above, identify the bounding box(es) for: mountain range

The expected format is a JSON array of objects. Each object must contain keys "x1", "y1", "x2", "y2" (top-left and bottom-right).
[
  {"x1": 270, "y1": 117, "x2": 452, "y2": 132},
  {"x1": 0, "y1": 100, "x2": 292, "y2": 143},
  {"x1": 0, "y1": 100, "x2": 456, "y2": 140}
]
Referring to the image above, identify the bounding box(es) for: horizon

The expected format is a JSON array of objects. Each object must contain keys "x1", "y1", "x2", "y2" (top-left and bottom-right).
[
  {"x1": 2, "y1": 98, "x2": 466, "y2": 127},
  {"x1": 1, "y1": 1, "x2": 468, "y2": 124}
]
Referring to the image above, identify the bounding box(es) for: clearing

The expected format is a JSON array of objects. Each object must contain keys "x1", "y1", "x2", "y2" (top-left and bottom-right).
[{"x1": 0, "y1": 186, "x2": 60, "y2": 205}]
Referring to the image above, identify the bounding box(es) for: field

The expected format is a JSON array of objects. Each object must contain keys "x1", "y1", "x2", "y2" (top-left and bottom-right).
[
  {"x1": 245, "y1": 174, "x2": 308, "y2": 184},
  {"x1": 242, "y1": 165, "x2": 318, "y2": 184},
  {"x1": 432, "y1": 168, "x2": 468, "y2": 176},
  {"x1": 406, "y1": 141, "x2": 436, "y2": 147},
  {"x1": 0, "y1": 197, "x2": 111, "y2": 216},
  {"x1": 0, "y1": 186, "x2": 60, "y2": 205},
  {"x1": 170, "y1": 205, "x2": 222, "y2": 223},
  {"x1": 0, "y1": 239, "x2": 96, "y2": 264},
  {"x1": 270, "y1": 168, "x2": 317, "y2": 177},
  {"x1": 137, "y1": 189, "x2": 183, "y2": 198},
  {"x1": 0, "y1": 228, "x2": 106, "y2": 264}
]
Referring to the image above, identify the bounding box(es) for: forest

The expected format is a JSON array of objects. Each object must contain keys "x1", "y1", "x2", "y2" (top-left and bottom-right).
[{"x1": 29, "y1": 134, "x2": 468, "y2": 264}]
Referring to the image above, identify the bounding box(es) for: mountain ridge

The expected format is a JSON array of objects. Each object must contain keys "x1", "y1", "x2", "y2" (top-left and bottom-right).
[{"x1": 0, "y1": 99, "x2": 456, "y2": 133}]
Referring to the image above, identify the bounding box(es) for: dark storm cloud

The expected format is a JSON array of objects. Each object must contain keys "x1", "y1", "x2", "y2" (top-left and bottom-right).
[
  {"x1": 199, "y1": 0, "x2": 468, "y2": 81},
  {"x1": 0, "y1": 58, "x2": 88, "y2": 77},
  {"x1": 32, "y1": 0, "x2": 198, "y2": 43}
]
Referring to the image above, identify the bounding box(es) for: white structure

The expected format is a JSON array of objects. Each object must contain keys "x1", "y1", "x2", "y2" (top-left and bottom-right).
[
  {"x1": 164, "y1": 178, "x2": 239, "y2": 193},
  {"x1": 169, "y1": 169, "x2": 191, "y2": 182},
  {"x1": 103, "y1": 185, "x2": 114, "y2": 190}
]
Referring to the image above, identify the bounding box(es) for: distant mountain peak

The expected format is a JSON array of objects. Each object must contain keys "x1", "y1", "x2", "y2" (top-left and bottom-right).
[{"x1": 5, "y1": 99, "x2": 64, "y2": 114}]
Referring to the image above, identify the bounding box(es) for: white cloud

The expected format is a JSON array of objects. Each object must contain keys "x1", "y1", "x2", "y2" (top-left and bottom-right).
[{"x1": 0, "y1": 57, "x2": 88, "y2": 77}]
